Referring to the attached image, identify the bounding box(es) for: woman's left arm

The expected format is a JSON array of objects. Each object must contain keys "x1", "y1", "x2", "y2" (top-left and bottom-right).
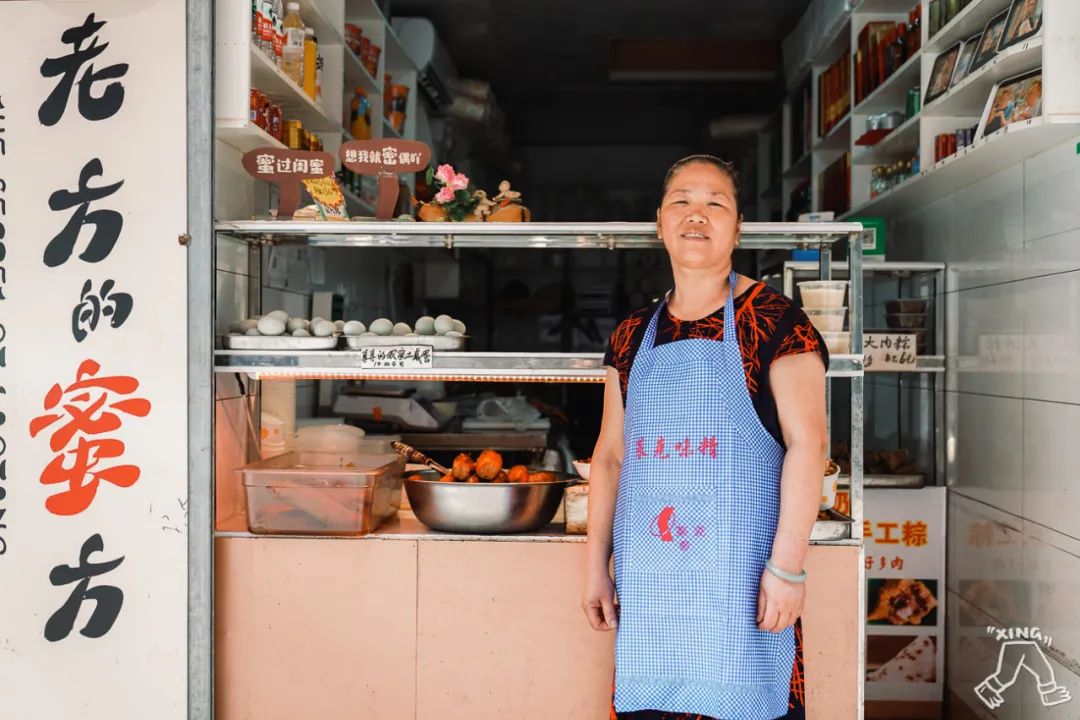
[{"x1": 757, "y1": 351, "x2": 828, "y2": 633}]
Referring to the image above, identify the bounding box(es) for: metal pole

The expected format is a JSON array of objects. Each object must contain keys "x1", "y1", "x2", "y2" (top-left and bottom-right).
[{"x1": 187, "y1": 0, "x2": 214, "y2": 717}]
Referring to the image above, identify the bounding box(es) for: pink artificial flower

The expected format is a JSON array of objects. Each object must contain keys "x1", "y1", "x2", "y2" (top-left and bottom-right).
[
  {"x1": 434, "y1": 164, "x2": 456, "y2": 184},
  {"x1": 434, "y1": 186, "x2": 455, "y2": 203},
  {"x1": 447, "y1": 172, "x2": 470, "y2": 192}
]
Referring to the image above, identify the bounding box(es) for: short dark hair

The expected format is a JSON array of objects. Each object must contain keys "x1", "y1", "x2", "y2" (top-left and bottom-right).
[{"x1": 661, "y1": 154, "x2": 741, "y2": 217}]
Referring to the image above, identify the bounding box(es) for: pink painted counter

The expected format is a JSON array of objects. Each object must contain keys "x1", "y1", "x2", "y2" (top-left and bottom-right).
[{"x1": 215, "y1": 514, "x2": 861, "y2": 720}]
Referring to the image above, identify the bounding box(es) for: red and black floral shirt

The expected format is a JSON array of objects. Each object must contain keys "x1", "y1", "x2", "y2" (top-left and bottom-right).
[{"x1": 603, "y1": 281, "x2": 828, "y2": 447}]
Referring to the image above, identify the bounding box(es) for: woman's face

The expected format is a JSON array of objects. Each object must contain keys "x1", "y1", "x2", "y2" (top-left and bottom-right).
[{"x1": 657, "y1": 162, "x2": 740, "y2": 271}]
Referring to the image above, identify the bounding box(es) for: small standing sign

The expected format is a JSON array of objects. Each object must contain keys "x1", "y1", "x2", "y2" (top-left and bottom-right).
[
  {"x1": 339, "y1": 140, "x2": 431, "y2": 219},
  {"x1": 241, "y1": 148, "x2": 335, "y2": 219},
  {"x1": 864, "y1": 333, "x2": 918, "y2": 371},
  {"x1": 358, "y1": 345, "x2": 434, "y2": 370}
]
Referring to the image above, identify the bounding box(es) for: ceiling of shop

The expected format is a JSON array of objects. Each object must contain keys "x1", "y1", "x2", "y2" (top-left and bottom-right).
[{"x1": 391, "y1": 0, "x2": 811, "y2": 148}]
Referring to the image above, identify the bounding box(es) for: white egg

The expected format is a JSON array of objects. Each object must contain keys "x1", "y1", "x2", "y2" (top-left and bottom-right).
[
  {"x1": 239, "y1": 318, "x2": 260, "y2": 332},
  {"x1": 415, "y1": 316, "x2": 436, "y2": 335},
  {"x1": 244, "y1": 328, "x2": 261, "y2": 336},
  {"x1": 311, "y1": 316, "x2": 326, "y2": 327},
  {"x1": 446, "y1": 330, "x2": 464, "y2": 337},
  {"x1": 451, "y1": 319, "x2": 466, "y2": 334},
  {"x1": 370, "y1": 318, "x2": 393, "y2": 335},
  {"x1": 312, "y1": 320, "x2": 336, "y2": 337},
  {"x1": 257, "y1": 316, "x2": 286, "y2": 336},
  {"x1": 343, "y1": 320, "x2": 366, "y2": 336},
  {"x1": 393, "y1": 322, "x2": 412, "y2": 336},
  {"x1": 334, "y1": 320, "x2": 345, "y2": 332},
  {"x1": 286, "y1": 318, "x2": 309, "y2": 332},
  {"x1": 292, "y1": 328, "x2": 311, "y2": 337},
  {"x1": 434, "y1": 314, "x2": 454, "y2": 335},
  {"x1": 268, "y1": 310, "x2": 290, "y2": 323}
]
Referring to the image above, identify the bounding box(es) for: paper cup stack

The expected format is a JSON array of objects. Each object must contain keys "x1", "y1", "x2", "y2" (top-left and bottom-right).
[{"x1": 798, "y1": 280, "x2": 849, "y2": 354}]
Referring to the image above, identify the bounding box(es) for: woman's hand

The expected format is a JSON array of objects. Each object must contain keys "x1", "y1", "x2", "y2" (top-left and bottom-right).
[
  {"x1": 582, "y1": 568, "x2": 618, "y2": 632},
  {"x1": 757, "y1": 567, "x2": 805, "y2": 633}
]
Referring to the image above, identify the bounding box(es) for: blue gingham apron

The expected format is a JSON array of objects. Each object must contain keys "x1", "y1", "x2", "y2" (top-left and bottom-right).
[{"x1": 612, "y1": 271, "x2": 794, "y2": 719}]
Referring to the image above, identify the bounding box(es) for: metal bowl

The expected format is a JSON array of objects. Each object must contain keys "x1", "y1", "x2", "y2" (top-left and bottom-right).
[{"x1": 404, "y1": 470, "x2": 575, "y2": 534}]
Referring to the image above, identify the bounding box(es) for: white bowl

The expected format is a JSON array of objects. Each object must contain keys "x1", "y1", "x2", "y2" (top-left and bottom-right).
[
  {"x1": 572, "y1": 460, "x2": 591, "y2": 481},
  {"x1": 798, "y1": 280, "x2": 848, "y2": 308}
]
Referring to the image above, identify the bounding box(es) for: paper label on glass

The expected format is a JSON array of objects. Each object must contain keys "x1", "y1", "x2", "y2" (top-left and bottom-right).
[
  {"x1": 359, "y1": 345, "x2": 434, "y2": 370},
  {"x1": 865, "y1": 333, "x2": 918, "y2": 371}
]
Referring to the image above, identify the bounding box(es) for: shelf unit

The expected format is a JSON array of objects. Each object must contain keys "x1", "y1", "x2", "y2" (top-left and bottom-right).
[
  {"x1": 783, "y1": 259, "x2": 946, "y2": 485},
  {"x1": 214, "y1": 0, "x2": 426, "y2": 213},
  {"x1": 780, "y1": 0, "x2": 1080, "y2": 221},
  {"x1": 214, "y1": 221, "x2": 868, "y2": 543}
]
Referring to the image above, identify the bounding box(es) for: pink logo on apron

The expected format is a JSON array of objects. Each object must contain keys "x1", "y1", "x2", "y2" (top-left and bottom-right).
[{"x1": 649, "y1": 505, "x2": 707, "y2": 551}]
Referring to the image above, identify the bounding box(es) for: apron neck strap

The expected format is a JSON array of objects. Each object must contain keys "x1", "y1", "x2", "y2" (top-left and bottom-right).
[{"x1": 643, "y1": 270, "x2": 740, "y2": 350}]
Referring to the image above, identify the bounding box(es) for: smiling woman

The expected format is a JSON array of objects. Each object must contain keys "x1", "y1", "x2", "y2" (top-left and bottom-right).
[{"x1": 583, "y1": 155, "x2": 828, "y2": 720}]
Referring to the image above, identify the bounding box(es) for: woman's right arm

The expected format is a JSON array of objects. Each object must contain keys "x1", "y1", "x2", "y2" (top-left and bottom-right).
[{"x1": 582, "y1": 367, "x2": 625, "y2": 631}]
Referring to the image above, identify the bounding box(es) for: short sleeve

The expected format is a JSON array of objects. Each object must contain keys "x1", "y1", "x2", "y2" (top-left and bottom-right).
[{"x1": 774, "y1": 306, "x2": 830, "y2": 368}]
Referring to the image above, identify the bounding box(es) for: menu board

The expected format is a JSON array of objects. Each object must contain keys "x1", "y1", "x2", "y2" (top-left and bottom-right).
[
  {"x1": 840, "y1": 487, "x2": 946, "y2": 703},
  {"x1": 0, "y1": 2, "x2": 188, "y2": 717}
]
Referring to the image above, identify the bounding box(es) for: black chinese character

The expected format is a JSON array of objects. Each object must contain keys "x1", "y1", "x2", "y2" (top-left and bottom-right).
[
  {"x1": 72, "y1": 278, "x2": 133, "y2": 342},
  {"x1": 45, "y1": 533, "x2": 124, "y2": 642},
  {"x1": 46, "y1": 158, "x2": 124, "y2": 267},
  {"x1": 38, "y1": 13, "x2": 128, "y2": 126}
]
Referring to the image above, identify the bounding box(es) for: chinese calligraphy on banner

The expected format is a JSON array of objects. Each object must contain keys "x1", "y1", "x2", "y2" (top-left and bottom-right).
[
  {"x1": 855, "y1": 487, "x2": 946, "y2": 705},
  {"x1": 1, "y1": 2, "x2": 187, "y2": 718}
]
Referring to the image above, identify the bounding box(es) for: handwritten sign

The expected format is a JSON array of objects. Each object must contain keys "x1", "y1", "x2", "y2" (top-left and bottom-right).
[
  {"x1": 339, "y1": 139, "x2": 431, "y2": 220},
  {"x1": 1, "y1": 2, "x2": 188, "y2": 716},
  {"x1": 865, "y1": 333, "x2": 918, "y2": 371},
  {"x1": 358, "y1": 345, "x2": 434, "y2": 370},
  {"x1": 241, "y1": 148, "x2": 335, "y2": 219}
]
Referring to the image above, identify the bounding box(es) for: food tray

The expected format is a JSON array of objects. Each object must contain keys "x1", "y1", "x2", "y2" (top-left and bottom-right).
[
  {"x1": 224, "y1": 334, "x2": 340, "y2": 350},
  {"x1": 344, "y1": 334, "x2": 466, "y2": 350}
]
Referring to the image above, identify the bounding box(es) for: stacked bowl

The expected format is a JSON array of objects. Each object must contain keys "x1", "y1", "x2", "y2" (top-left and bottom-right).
[
  {"x1": 884, "y1": 299, "x2": 929, "y2": 353},
  {"x1": 798, "y1": 280, "x2": 850, "y2": 354}
]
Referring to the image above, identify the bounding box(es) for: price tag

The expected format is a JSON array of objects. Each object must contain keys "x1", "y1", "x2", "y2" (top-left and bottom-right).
[
  {"x1": 864, "y1": 333, "x2": 918, "y2": 371},
  {"x1": 358, "y1": 345, "x2": 434, "y2": 370}
]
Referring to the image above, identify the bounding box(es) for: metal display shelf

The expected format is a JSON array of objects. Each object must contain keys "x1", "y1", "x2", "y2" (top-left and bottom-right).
[
  {"x1": 214, "y1": 349, "x2": 866, "y2": 380},
  {"x1": 214, "y1": 220, "x2": 864, "y2": 250},
  {"x1": 839, "y1": 474, "x2": 924, "y2": 489}
]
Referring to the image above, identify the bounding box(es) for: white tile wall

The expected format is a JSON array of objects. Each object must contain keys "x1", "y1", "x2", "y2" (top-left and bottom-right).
[
  {"x1": 1022, "y1": 400, "x2": 1080, "y2": 540},
  {"x1": 1023, "y1": 139, "x2": 1080, "y2": 242},
  {"x1": 951, "y1": 393, "x2": 1024, "y2": 515},
  {"x1": 893, "y1": 133, "x2": 1080, "y2": 707}
]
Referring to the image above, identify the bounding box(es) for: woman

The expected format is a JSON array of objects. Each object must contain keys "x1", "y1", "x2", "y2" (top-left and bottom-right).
[{"x1": 582, "y1": 155, "x2": 828, "y2": 720}]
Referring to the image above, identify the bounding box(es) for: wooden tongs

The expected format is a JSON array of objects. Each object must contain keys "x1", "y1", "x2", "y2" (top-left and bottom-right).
[{"x1": 391, "y1": 440, "x2": 449, "y2": 476}]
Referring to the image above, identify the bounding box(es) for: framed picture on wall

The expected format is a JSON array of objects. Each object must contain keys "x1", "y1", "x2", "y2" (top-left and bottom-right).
[
  {"x1": 925, "y1": 42, "x2": 962, "y2": 104},
  {"x1": 976, "y1": 68, "x2": 1043, "y2": 140},
  {"x1": 949, "y1": 34, "x2": 982, "y2": 88},
  {"x1": 999, "y1": 0, "x2": 1043, "y2": 51},
  {"x1": 969, "y1": 10, "x2": 1009, "y2": 74}
]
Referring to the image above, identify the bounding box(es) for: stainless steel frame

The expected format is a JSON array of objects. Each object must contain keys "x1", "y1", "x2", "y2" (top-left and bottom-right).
[{"x1": 187, "y1": 0, "x2": 214, "y2": 718}]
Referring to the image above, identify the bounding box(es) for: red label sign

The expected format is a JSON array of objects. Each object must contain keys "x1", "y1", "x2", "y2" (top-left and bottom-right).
[
  {"x1": 339, "y1": 139, "x2": 431, "y2": 220},
  {"x1": 241, "y1": 148, "x2": 335, "y2": 219}
]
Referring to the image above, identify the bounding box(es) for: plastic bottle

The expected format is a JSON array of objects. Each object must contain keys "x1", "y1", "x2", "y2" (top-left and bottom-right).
[
  {"x1": 281, "y1": 2, "x2": 305, "y2": 84},
  {"x1": 271, "y1": 0, "x2": 285, "y2": 67},
  {"x1": 302, "y1": 28, "x2": 318, "y2": 100},
  {"x1": 315, "y1": 52, "x2": 323, "y2": 104},
  {"x1": 256, "y1": 0, "x2": 275, "y2": 56},
  {"x1": 350, "y1": 88, "x2": 371, "y2": 140}
]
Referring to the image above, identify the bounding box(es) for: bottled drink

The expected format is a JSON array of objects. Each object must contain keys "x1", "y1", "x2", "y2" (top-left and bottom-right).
[
  {"x1": 281, "y1": 2, "x2": 305, "y2": 84},
  {"x1": 302, "y1": 28, "x2": 318, "y2": 100},
  {"x1": 272, "y1": 0, "x2": 285, "y2": 67},
  {"x1": 315, "y1": 52, "x2": 323, "y2": 104},
  {"x1": 350, "y1": 88, "x2": 371, "y2": 140},
  {"x1": 256, "y1": 0, "x2": 275, "y2": 56}
]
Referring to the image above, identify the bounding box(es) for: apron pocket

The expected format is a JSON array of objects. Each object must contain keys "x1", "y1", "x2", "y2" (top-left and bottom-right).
[{"x1": 625, "y1": 488, "x2": 719, "y2": 577}]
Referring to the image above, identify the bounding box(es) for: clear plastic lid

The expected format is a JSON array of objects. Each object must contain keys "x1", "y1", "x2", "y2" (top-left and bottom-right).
[{"x1": 241, "y1": 452, "x2": 404, "y2": 488}]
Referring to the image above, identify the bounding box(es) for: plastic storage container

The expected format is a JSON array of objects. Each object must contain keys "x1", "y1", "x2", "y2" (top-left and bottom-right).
[
  {"x1": 820, "y1": 331, "x2": 850, "y2": 354},
  {"x1": 804, "y1": 307, "x2": 846, "y2": 332},
  {"x1": 240, "y1": 452, "x2": 405, "y2": 535},
  {"x1": 798, "y1": 280, "x2": 848, "y2": 308}
]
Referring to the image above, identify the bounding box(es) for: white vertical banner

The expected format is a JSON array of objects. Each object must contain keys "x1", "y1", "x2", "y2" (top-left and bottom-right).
[{"x1": 0, "y1": 2, "x2": 188, "y2": 718}]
